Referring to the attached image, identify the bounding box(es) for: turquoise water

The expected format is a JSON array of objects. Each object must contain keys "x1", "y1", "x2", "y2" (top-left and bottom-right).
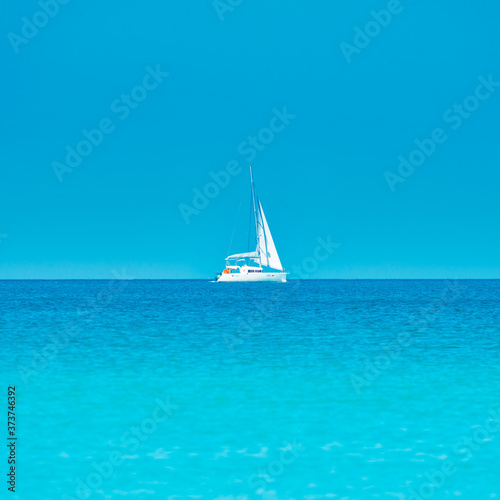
[{"x1": 1, "y1": 279, "x2": 500, "y2": 499}]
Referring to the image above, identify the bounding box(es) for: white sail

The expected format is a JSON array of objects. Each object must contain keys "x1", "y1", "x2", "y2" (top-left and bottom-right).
[
  {"x1": 256, "y1": 200, "x2": 283, "y2": 271},
  {"x1": 256, "y1": 210, "x2": 267, "y2": 265}
]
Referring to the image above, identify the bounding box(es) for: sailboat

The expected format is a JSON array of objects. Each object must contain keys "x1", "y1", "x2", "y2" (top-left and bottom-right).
[{"x1": 215, "y1": 166, "x2": 287, "y2": 282}]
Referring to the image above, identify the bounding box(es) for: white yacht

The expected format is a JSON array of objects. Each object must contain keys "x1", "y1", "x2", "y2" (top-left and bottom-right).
[{"x1": 215, "y1": 167, "x2": 287, "y2": 282}]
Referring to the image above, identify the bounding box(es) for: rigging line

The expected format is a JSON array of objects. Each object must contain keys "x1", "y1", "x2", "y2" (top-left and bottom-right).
[
  {"x1": 251, "y1": 176, "x2": 259, "y2": 246},
  {"x1": 227, "y1": 195, "x2": 244, "y2": 257},
  {"x1": 247, "y1": 185, "x2": 253, "y2": 253}
]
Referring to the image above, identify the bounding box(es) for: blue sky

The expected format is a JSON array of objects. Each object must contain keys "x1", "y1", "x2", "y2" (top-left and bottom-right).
[{"x1": 1, "y1": 0, "x2": 499, "y2": 279}]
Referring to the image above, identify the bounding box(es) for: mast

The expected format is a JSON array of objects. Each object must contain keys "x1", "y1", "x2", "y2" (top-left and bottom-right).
[{"x1": 249, "y1": 166, "x2": 259, "y2": 257}]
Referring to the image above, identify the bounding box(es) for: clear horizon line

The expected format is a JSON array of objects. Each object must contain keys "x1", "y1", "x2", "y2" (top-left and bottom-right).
[{"x1": 1, "y1": 278, "x2": 499, "y2": 281}]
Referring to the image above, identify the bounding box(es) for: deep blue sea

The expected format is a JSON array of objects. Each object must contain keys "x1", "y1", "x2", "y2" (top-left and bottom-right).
[{"x1": 1, "y1": 280, "x2": 500, "y2": 500}]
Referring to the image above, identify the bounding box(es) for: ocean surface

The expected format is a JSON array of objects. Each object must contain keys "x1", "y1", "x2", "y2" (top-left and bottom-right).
[{"x1": 1, "y1": 279, "x2": 500, "y2": 500}]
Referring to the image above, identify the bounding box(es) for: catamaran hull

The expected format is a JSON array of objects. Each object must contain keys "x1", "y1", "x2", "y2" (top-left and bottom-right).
[{"x1": 216, "y1": 272, "x2": 287, "y2": 283}]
